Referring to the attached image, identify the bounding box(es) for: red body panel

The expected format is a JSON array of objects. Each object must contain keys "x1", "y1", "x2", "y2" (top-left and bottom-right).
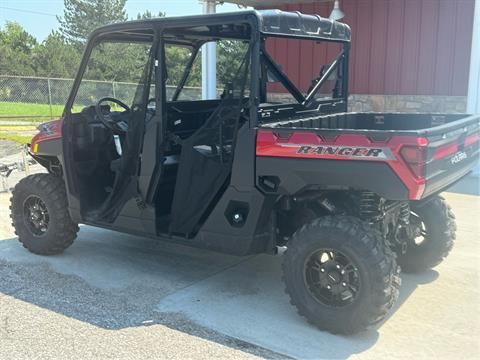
[
  {"x1": 256, "y1": 129, "x2": 480, "y2": 200},
  {"x1": 30, "y1": 118, "x2": 63, "y2": 149},
  {"x1": 256, "y1": 130, "x2": 430, "y2": 200}
]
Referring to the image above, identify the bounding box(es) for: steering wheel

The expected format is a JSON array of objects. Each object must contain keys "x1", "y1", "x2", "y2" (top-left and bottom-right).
[{"x1": 95, "y1": 97, "x2": 131, "y2": 132}]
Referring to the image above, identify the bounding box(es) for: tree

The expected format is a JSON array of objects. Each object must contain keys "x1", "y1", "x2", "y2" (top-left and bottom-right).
[
  {"x1": 217, "y1": 40, "x2": 249, "y2": 86},
  {"x1": 33, "y1": 31, "x2": 81, "y2": 78},
  {"x1": 136, "y1": 10, "x2": 165, "y2": 20},
  {"x1": 165, "y1": 46, "x2": 201, "y2": 89},
  {"x1": 0, "y1": 22, "x2": 38, "y2": 75},
  {"x1": 0, "y1": 21, "x2": 37, "y2": 53},
  {"x1": 57, "y1": 0, "x2": 127, "y2": 46}
]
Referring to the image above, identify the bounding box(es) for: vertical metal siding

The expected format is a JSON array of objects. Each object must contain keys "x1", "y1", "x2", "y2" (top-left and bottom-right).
[
  {"x1": 417, "y1": 0, "x2": 440, "y2": 95},
  {"x1": 400, "y1": 0, "x2": 422, "y2": 95},
  {"x1": 260, "y1": 0, "x2": 474, "y2": 96},
  {"x1": 368, "y1": 0, "x2": 388, "y2": 94},
  {"x1": 353, "y1": 0, "x2": 373, "y2": 93},
  {"x1": 434, "y1": 0, "x2": 458, "y2": 95},
  {"x1": 452, "y1": 0, "x2": 475, "y2": 96}
]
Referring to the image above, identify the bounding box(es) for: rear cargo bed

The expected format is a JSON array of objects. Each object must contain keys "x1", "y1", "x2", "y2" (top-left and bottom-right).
[
  {"x1": 260, "y1": 112, "x2": 467, "y2": 133},
  {"x1": 257, "y1": 112, "x2": 480, "y2": 200}
]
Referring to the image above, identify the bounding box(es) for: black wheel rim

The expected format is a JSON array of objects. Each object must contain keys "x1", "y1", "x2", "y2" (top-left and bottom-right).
[
  {"x1": 23, "y1": 195, "x2": 49, "y2": 236},
  {"x1": 409, "y1": 212, "x2": 427, "y2": 246},
  {"x1": 304, "y1": 249, "x2": 361, "y2": 307}
]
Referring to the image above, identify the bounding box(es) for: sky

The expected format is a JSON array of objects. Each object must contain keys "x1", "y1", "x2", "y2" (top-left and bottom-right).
[{"x1": 0, "y1": 0, "x2": 246, "y2": 41}]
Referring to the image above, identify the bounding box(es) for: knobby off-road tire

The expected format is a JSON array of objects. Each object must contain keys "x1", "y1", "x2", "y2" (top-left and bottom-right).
[
  {"x1": 282, "y1": 216, "x2": 401, "y2": 335},
  {"x1": 10, "y1": 173, "x2": 79, "y2": 255},
  {"x1": 397, "y1": 196, "x2": 456, "y2": 273}
]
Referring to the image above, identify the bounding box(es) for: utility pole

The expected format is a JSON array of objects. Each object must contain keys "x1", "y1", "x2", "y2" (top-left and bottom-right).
[{"x1": 202, "y1": 0, "x2": 217, "y2": 100}]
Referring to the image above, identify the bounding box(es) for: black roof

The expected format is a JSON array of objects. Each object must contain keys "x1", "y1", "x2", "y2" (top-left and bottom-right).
[
  {"x1": 90, "y1": 10, "x2": 351, "y2": 43},
  {"x1": 257, "y1": 10, "x2": 350, "y2": 42}
]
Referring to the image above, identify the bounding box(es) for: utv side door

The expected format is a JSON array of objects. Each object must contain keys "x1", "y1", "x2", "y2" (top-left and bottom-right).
[
  {"x1": 61, "y1": 29, "x2": 156, "y2": 223},
  {"x1": 158, "y1": 27, "x2": 253, "y2": 236}
]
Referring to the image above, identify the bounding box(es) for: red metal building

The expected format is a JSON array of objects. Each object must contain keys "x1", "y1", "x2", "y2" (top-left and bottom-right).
[{"x1": 225, "y1": 0, "x2": 476, "y2": 112}]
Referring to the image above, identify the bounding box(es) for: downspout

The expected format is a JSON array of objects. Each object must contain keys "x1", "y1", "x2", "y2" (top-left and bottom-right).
[
  {"x1": 467, "y1": 0, "x2": 480, "y2": 176},
  {"x1": 202, "y1": 0, "x2": 217, "y2": 100}
]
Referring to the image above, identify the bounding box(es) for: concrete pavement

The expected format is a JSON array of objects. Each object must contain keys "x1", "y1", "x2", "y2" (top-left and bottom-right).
[{"x1": 0, "y1": 191, "x2": 479, "y2": 359}]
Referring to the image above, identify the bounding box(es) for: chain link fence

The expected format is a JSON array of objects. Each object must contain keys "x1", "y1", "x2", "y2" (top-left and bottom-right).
[{"x1": 0, "y1": 75, "x2": 202, "y2": 121}]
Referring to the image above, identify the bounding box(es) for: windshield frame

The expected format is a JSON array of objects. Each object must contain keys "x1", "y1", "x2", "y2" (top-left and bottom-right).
[{"x1": 64, "y1": 31, "x2": 154, "y2": 116}]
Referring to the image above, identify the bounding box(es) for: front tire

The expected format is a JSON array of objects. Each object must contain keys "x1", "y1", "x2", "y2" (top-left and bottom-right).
[
  {"x1": 282, "y1": 216, "x2": 400, "y2": 335},
  {"x1": 397, "y1": 196, "x2": 456, "y2": 273},
  {"x1": 10, "y1": 174, "x2": 79, "y2": 255}
]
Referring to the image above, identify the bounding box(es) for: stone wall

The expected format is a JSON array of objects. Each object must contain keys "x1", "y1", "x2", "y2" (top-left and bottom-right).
[{"x1": 348, "y1": 95, "x2": 468, "y2": 114}]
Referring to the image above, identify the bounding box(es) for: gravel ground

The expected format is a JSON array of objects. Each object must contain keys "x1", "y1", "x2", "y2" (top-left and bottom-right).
[
  {"x1": 0, "y1": 140, "x2": 46, "y2": 193},
  {"x1": 0, "y1": 139, "x2": 22, "y2": 159}
]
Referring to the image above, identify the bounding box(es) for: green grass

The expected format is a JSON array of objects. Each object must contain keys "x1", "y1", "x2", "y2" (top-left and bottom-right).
[
  {"x1": 0, "y1": 125, "x2": 37, "y2": 131},
  {"x1": 0, "y1": 101, "x2": 67, "y2": 120},
  {"x1": 0, "y1": 117, "x2": 38, "y2": 144},
  {"x1": 0, "y1": 132, "x2": 32, "y2": 144}
]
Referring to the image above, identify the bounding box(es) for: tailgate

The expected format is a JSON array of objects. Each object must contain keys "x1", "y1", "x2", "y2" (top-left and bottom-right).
[{"x1": 421, "y1": 115, "x2": 480, "y2": 197}]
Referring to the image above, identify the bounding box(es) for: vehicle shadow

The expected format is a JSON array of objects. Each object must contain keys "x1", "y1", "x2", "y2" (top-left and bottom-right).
[
  {"x1": 371, "y1": 269, "x2": 439, "y2": 332},
  {"x1": 0, "y1": 226, "x2": 438, "y2": 359}
]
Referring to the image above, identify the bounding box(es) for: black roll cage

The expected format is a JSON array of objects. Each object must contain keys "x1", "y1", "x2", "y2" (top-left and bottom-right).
[
  {"x1": 165, "y1": 37, "x2": 349, "y2": 112},
  {"x1": 170, "y1": 46, "x2": 200, "y2": 102},
  {"x1": 64, "y1": 10, "x2": 351, "y2": 127},
  {"x1": 60, "y1": 10, "x2": 352, "y2": 229},
  {"x1": 260, "y1": 49, "x2": 306, "y2": 104}
]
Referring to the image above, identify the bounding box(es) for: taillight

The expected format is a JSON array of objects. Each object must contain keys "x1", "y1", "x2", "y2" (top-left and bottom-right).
[{"x1": 400, "y1": 138, "x2": 428, "y2": 181}]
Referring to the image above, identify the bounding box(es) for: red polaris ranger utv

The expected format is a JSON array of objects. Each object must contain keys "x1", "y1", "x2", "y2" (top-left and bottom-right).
[{"x1": 10, "y1": 11, "x2": 480, "y2": 334}]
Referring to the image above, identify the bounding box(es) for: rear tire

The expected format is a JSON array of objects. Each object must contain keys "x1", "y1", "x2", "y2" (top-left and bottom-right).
[
  {"x1": 10, "y1": 174, "x2": 79, "y2": 255},
  {"x1": 282, "y1": 216, "x2": 400, "y2": 335},
  {"x1": 397, "y1": 196, "x2": 456, "y2": 273}
]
